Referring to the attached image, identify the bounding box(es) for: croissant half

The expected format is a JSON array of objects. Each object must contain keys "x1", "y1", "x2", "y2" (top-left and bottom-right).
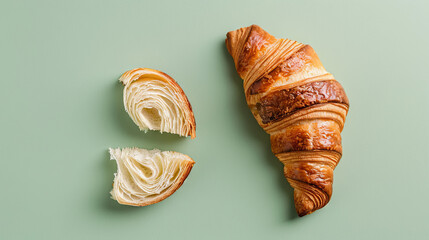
[
  {"x1": 110, "y1": 148, "x2": 195, "y2": 206},
  {"x1": 120, "y1": 68, "x2": 196, "y2": 139},
  {"x1": 226, "y1": 25, "x2": 349, "y2": 216}
]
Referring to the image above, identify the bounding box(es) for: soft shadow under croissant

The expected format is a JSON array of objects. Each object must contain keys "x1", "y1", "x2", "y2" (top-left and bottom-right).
[{"x1": 225, "y1": 25, "x2": 349, "y2": 217}]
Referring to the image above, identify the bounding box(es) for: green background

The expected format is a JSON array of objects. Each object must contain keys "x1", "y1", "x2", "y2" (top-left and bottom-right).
[{"x1": 1, "y1": 0, "x2": 428, "y2": 239}]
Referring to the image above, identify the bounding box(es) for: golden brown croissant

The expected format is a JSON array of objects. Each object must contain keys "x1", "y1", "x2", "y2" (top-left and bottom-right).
[{"x1": 225, "y1": 25, "x2": 349, "y2": 216}]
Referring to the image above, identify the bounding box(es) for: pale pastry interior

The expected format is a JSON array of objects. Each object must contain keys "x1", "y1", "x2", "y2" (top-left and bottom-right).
[
  {"x1": 109, "y1": 148, "x2": 194, "y2": 206},
  {"x1": 119, "y1": 68, "x2": 196, "y2": 138}
]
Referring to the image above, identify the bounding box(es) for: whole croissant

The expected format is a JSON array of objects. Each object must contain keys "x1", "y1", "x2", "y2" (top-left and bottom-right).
[{"x1": 225, "y1": 25, "x2": 349, "y2": 216}]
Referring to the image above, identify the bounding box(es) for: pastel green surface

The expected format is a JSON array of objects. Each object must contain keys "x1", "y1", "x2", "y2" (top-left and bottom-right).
[{"x1": 1, "y1": 0, "x2": 428, "y2": 239}]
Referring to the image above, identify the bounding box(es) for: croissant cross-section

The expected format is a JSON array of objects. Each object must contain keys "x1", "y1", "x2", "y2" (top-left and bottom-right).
[
  {"x1": 119, "y1": 68, "x2": 196, "y2": 139},
  {"x1": 109, "y1": 148, "x2": 195, "y2": 206},
  {"x1": 226, "y1": 25, "x2": 349, "y2": 216}
]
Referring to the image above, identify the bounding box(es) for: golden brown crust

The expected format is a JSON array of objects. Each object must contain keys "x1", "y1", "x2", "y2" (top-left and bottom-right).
[
  {"x1": 236, "y1": 25, "x2": 276, "y2": 76},
  {"x1": 226, "y1": 25, "x2": 276, "y2": 77},
  {"x1": 270, "y1": 120, "x2": 342, "y2": 154},
  {"x1": 225, "y1": 25, "x2": 349, "y2": 217},
  {"x1": 278, "y1": 151, "x2": 341, "y2": 216},
  {"x1": 249, "y1": 45, "x2": 321, "y2": 94},
  {"x1": 284, "y1": 161, "x2": 333, "y2": 196},
  {"x1": 261, "y1": 103, "x2": 348, "y2": 134},
  {"x1": 117, "y1": 160, "x2": 195, "y2": 207},
  {"x1": 256, "y1": 80, "x2": 349, "y2": 124},
  {"x1": 288, "y1": 178, "x2": 329, "y2": 217}
]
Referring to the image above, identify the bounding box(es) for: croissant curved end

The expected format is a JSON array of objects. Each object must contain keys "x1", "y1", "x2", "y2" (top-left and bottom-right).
[
  {"x1": 293, "y1": 188, "x2": 323, "y2": 217},
  {"x1": 109, "y1": 148, "x2": 195, "y2": 206},
  {"x1": 119, "y1": 68, "x2": 196, "y2": 139}
]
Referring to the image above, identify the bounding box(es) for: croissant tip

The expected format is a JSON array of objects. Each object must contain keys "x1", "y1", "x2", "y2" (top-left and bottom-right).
[
  {"x1": 297, "y1": 208, "x2": 315, "y2": 217},
  {"x1": 293, "y1": 189, "x2": 319, "y2": 217},
  {"x1": 296, "y1": 204, "x2": 317, "y2": 217}
]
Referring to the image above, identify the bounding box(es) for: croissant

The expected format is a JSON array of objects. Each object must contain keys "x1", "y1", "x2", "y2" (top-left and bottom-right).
[
  {"x1": 120, "y1": 68, "x2": 196, "y2": 138},
  {"x1": 109, "y1": 148, "x2": 195, "y2": 206},
  {"x1": 225, "y1": 25, "x2": 349, "y2": 216}
]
